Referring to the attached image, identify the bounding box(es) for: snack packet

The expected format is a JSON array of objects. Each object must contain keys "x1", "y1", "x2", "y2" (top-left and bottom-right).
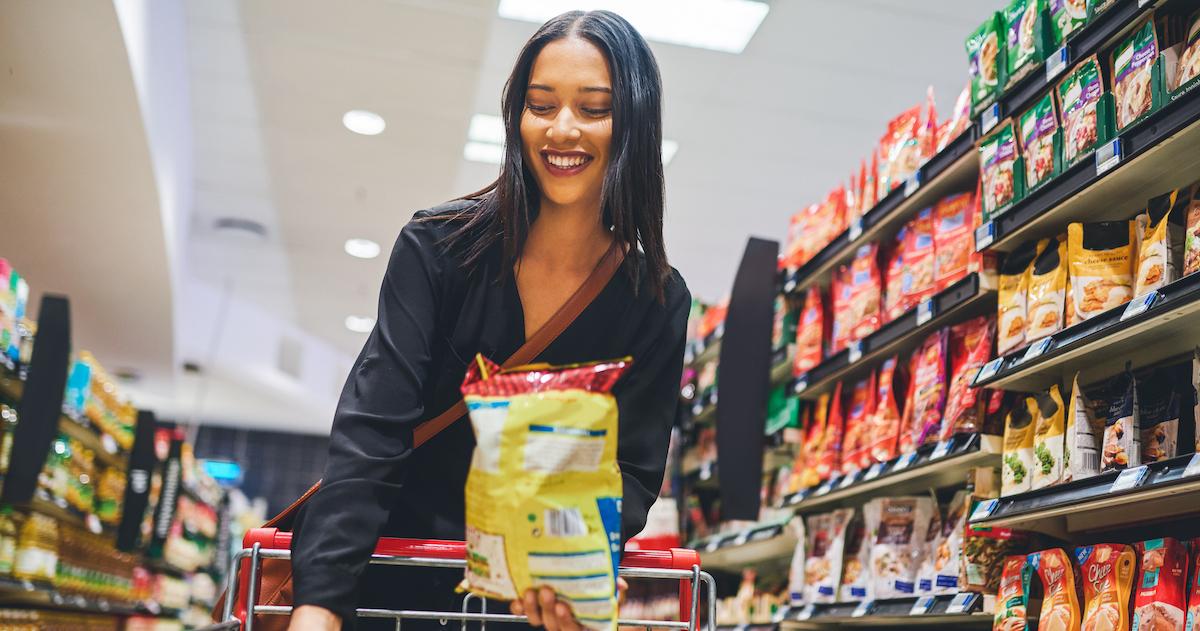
[
  {"x1": 831, "y1": 266, "x2": 854, "y2": 354},
  {"x1": 1064, "y1": 372, "x2": 1104, "y2": 483},
  {"x1": 1133, "y1": 537, "x2": 1188, "y2": 631},
  {"x1": 1005, "y1": 0, "x2": 1046, "y2": 83},
  {"x1": 794, "y1": 287, "x2": 825, "y2": 375},
  {"x1": 903, "y1": 208, "x2": 938, "y2": 309},
  {"x1": 968, "y1": 13, "x2": 1005, "y2": 110},
  {"x1": 800, "y1": 395, "x2": 830, "y2": 489},
  {"x1": 901, "y1": 328, "x2": 949, "y2": 453},
  {"x1": 1057, "y1": 55, "x2": 1104, "y2": 165},
  {"x1": 865, "y1": 496, "x2": 934, "y2": 599},
  {"x1": 964, "y1": 516, "x2": 1022, "y2": 595},
  {"x1": 841, "y1": 373, "x2": 877, "y2": 475},
  {"x1": 1138, "y1": 367, "x2": 1181, "y2": 463},
  {"x1": 995, "y1": 555, "x2": 1032, "y2": 631},
  {"x1": 1137, "y1": 184, "x2": 1192, "y2": 296},
  {"x1": 932, "y1": 491, "x2": 968, "y2": 595},
  {"x1": 1186, "y1": 536, "x2": 1200, "y2": 631},
  {"x1": 786, "y1": 516, "x2": 808, "y2": 606},
  {"x1": 884, "y1": 229, "x2": 909, "y2": 321},
  {"x1": 1194, "y1": 348, "x2": 1200, "y2": 452},
  {"x1": 980, "y1": 120, "x2": 1020, "y2": 220},
  {"x1": 1113, "y1": 18, "x2": 1159, "y2": 130},
  {"x1": 816, "y1": 383, "x2": 845, "y2": 481},
  {"x1": 1177, "y1": 11, "x2": 1200, "y2": 89},
  {"x1": 839, "y1": 518, "x2": 870, "y2": 602},
  {"x1": 916, "y1": 498, "x2": 943, "y2": 596},
  {"x1": 1026, "y1": 236, "x2": 1068, "y2": 342},
  {"x1": 999, "y1": 239, "x2": 1042, "y2": 355},
  {"x1": 804, "y1": 509, "x2": 854, "y2": 604},
  {"x1": 881, "y1": 107, "x2": 923, "y2": 197},
  {"x1": 849, "y1": 244, "x2": 883, "y2": 342},
  {"x1": 1102, "y1": 367, "x2": 1140, "y2": 472},
  {"x1": 863, "y1": 154, "x2": 879, "y2": 213},
  {"x1": 1031, "y1": 548, "x2": 1082, "y2": 631},
  {"x1": 1068, "y1": 221, "x2": 1136, "y2": 322},
  {"x1": 943, "y1": 315, "x2": 996, "y2": 440},
  {"x1": 1050, "y1": 0, "x2": 1089, "y2": 45},
  {"x1": 868, "y1": 356, "x2": 904, "y2": 464},
  {"x1": 1077, "y1": 544, "x2": 1137, "y2": 631},
  {"x1": 934, "y1": 192, "x2": 978, "y2": 291},
  {"x1": 918, "y1": 86, "x2": 939, "y2": 166},
  {"x1": 461, "y1": 356, "x2": 628, "y2": 629},
  {"x1": 939, "y1": 84, "x2": 973, "y2": 152},
  {"x1": 1186, "y1": 184, "x2": 1200, "y2": 276},
  {"x1": 1031, "y1": 385, "x2": 1066, "y2": 490},
  {"x1": 1003, "y1": 395, "x2": 1036, "y2": 496},
  {"x1": 1018, "y1": 91, "x2": 1059, "y2": 191}
]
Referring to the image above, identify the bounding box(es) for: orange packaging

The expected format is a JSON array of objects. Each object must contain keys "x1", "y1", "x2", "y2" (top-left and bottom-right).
[
  {"x1": 847, "y1": 172, "x2": 862, "y2": 224},
  {"x1": 1031, "y1": 548, "x2": 1081, "y2": 631},
  {"x1": 1133, "y1": 538, "x2": 1188, "y2": 631},
  {"x1": 799, "y1": 398, "x2": 829, "y2": 489},
  {"x1": 841, "y1": 373, "x2": 877, "y2": 474},
  {"x1": 816, "y1": 382, "x2": 845, "y2": 481},
  {"x1": 933, "y1": 192, "x2": 978, "y2": 291},
  {"x1": 1077, "y1": 543, "x2": 1137, "y2": 631},
  {"x1": 918, "y1": 86, "x2": 939, "y2": 166},
  {"x1": 884, "y1": 230, "x2": 908, "y2": 322},
  {"x1": 879, "y1": 106, "x2": 923, "y2": 198},
  {"x1": 1186, "y1": 538, "x2": 1200, "y2": 631},
  {"x1": 942, "y1": 315, "x2": 996, "y2": 441},
  {"x1": 831, "y1": 265, "x2": 854, "y2": 354},
  {"x1": 848, "y1": 244, "x2": 883, "y2": 342},
  {"x1": 902, "y1": 207, "x2": 938, "y2": 310},
  {"x1": 995, "y1": 555, "x2": 1032, "y2": 631},
  {"x1": 863, "y1": 154, "x2": 879, "y2": 212},
  {"x1": 868, "y1": 356, "x2": 904, "y2": 464},
  {"x1": 817, "y1": 186, "x2": 848, "y2": 255},
  {"x1": 794, "y1": 287, "x2": 826, "y2": 375},
  {"x1": 901, "y1": 328, "x2": 948, "y2": 453}
]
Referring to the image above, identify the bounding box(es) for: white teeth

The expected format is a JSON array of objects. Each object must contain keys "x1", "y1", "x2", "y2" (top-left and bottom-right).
[{"x1": 547, "y1": 154, "x2": 587, "y2": 169}]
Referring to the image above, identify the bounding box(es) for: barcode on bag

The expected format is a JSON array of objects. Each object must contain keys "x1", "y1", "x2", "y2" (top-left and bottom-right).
[{"x1": 545, "y1": 508, "x2": 587, "y2": 537}]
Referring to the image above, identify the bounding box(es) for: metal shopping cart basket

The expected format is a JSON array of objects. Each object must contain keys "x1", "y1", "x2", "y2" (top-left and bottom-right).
[{"x1": 200, "y1": 527, "x2": 717, "y2": 631}]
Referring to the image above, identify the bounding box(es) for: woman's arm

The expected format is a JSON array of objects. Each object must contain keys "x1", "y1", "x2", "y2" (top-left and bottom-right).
[{"x1": 288, "y1": 215, "x2": 446, "y2": 625}]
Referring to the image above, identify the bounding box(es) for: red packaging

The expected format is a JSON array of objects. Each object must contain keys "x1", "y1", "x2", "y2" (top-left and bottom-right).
[
  {"x1": 942, "y1": 315, "x2": 995, "y2": 441},
  {"x1": 863, "y1": 153, "x2": 879, "y2": 212},
  {"x1": 799, "y1": 397, "x2": 830, "y2": 489},
  {"x1": 1186, "y1": 539, "x2": 1200, "y2": 631},
  {"x1": 784, "y1": 212, "x2": 805, "y2": 269},
  {"x1": 933, "y1": 192, "x2": 977, "y2": 291},
  {"x1": 1133, "y1": 538, "x2": 1188, "y2": 631},
  {"x1": 831, "y1": 265, "x2": 854, "y2": 354},
  {"x1": 879, "y1": 106, "x2": 922, "y2": 198},
  {"x1": 794, "y1": 287, "x2": 826, "y2": 375},
  {"x1": 1078, "y1": 543, "x2": 1137, "y2": 631},
  {"x1": 846, "y1": 173, "x2": 861, "y2": 224},
  {"x1": 902, "y1": 207, "x2": 938, "y2": 310},
  {"x1": 918, "y1": 86, "x2": 939, "y2": 166},
  {"x1": 848, "y1": 244, "x2": 883, "y2": 342},
  {"x1": 841, "y1": 372, "x2": 877, "y2": 474},
  {"x1": 816, "y1": 382, "x2": 845, "y2": 480},
  {"x1": 1032, "y1": 548, "x2": 1082, "y2": 631},
  {"x1": 868, "y1": 356, "x2": 904, "y2": 463},
  {"x1": 901, "y1": 328, "x2": 948, "y2": 453},
  {"x1": 883, "y1": 230, "x2": 908, "y2": 322}
]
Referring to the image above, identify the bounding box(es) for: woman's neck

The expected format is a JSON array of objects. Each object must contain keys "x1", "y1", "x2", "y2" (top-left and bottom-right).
[{"x1": 522, "y1": 197, "x2": 613, "y2": 273}]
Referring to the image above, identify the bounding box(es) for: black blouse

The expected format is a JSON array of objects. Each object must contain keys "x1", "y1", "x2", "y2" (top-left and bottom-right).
[{"x1": 290, "y1": 201, "x2": 691, "y2": 624}]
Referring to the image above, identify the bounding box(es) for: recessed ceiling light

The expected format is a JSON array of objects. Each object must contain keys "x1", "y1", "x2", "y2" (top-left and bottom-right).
[
  {"x1": 464, "y1": 140, "x2": 506, "y2": 165},
  {"x1": 497, "y1": 0, "x2": 769, "y2": 54},
  {"x1": 345, "y1": 315, "x2": 376, "y2": 333},
  {"x1": 342, "y1": 109, "x2": 386, "y2": 136},
  {"x1": 344, "y1": 238, "x2": 381, "y2": 259}
]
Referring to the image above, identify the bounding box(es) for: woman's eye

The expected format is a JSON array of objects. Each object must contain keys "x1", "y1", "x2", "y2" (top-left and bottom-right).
[
  {"x1": 526, "y1": 103, "x2": 554, "y2": 113},
  {"x1": 582, "y1": 107, "x2": 611, "y2": 117}
]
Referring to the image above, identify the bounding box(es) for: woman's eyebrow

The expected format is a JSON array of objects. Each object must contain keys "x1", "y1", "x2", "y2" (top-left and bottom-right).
[
  {"x1": 580, "y1": 86, "x2": 612, "y2": 94},
  {"x1": 528, "y1": 83, "x2": 554, "y2": 92},
  {"x1": 527, "y1": 84, "x2": 611, "y2": 94}
]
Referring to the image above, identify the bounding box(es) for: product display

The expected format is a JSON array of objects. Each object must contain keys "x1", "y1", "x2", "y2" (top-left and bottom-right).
[
  {"x1": 968, "y1": 13, "x2": 1005, "y2": 110},
  {"x1": 1069, "y1": 221, "x2": 1136, "y2": 324},
  {"x1": 1058, "y1": 55, "x2": 1105, "y2": 165},
  {"x1": 1019, "y1": 91, "x2": 1060, "y2": 191},
  {"x1": 994, "y1": 555, "x2": 1031, "y2": 631},
  {"x1": 1112, "y1": 18, "x2": 1159, "y2": 131},
  {"x1": 1031, "y1": 548, "x2": 1081, "y2": 631},
  {"x1": 980, "y1": 119, "x2": 1020, "y2": 220},
  {"x1": 1078, "y1": 544, "x2": 1137, "y2": 631},
  {"x1": 1004, "y1": 0, "x2": 1045, "y2": 84}
]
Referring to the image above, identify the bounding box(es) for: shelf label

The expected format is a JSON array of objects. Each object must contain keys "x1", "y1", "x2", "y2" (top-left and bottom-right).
[
  {"x1": 1139, "y1": 0, "x2": 1153, "y2": 6},
  {"x1": 772, "y1": 607, "x2": 788, "y2": 624},
  {"x1": 975, "y1": 221, "x2": 995, "y2": 251},
  {"x1": 101, "y1": 433, "x2": 118, "y2": 455},
  {"x1": 893, "y1": 452, "x2": 917, "y2": 472},
  {"x1": 910, "y1": 596, "x2": 936, "y2": 615},
  {"x1": 981, "y1": 103, "x2": 1001, "y2": 134},
  {"x1": 970, "y1": 499, "x2": 999, "y2": 522},
  {"x1": 848, "y1": 217, "x2": 864, "y2": 242},
  {"x1": 1184, "y1": 453, "x2": 1200, "y2": 478},
  {"x1": 733, "y1": 532, "x2": 750, "y2": 546},
  {"x1": 784, "y1": 277, "x2": 797, "y2": 294},
  {"x1": 705, "y1": 539, "x2": 722, "y2": 552},
  {"x1": 1096, "y1": 137, "x2": 1124, "y2": 175},
  {"x1": 794, "y1": 604, "x2": 816, "y2": 621},
  {"x1": 946, "y1": 592, "x2": 978, "y2": 614},
  {"x1": 974, "y1": 358, "x2": 1004, "y2": 385},
  {"x1": 816, "y1": 477, "x2": 837, "y2": 496},
  {"x1": 1121, "y1": 291, "x2": 1160, "y2": 321},
  {"x1": 851, "y1": 600, "x2": 875, "y2": 618},
  {"x1": 839, "y1": 472, "x2": 859, "y2": 489},
  {"x1": 794, "y1": 376, "x2": 808, "y2": 395},
  {"x1": 931, "y1": 440, "x2": 954, "y2": 461},
  {"x1": 1046, "y1": 46, "x2": 1069, "y2": 82},
  {"x1": 1018, "y1": 337, "x2": 1053, "y2": 365},
  {"x1": 916, "y1": 299, "x2": 935, "y2": 326},
  {"x1": 1110, "y1": 465, "x2": 1149, "y2": 493},
  {"x1": 904, "y1": 172, "x2": 922, "y2": 198},
  {"x1": 863, "y1": 462, "x2": 885, "y2": 481},
  {"x1": 848, "y1": 341, "x2": 863, "y2": 364}
]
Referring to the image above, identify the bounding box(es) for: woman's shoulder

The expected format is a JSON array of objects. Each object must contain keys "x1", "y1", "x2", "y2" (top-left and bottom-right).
[{"x1": 629, "y1": 252, "x2": 690, "y2": 317}]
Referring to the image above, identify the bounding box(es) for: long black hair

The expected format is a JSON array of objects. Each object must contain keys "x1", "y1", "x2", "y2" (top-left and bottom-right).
[{"x1": 444, "y1": 10, "x2": 668, "y2": 300}]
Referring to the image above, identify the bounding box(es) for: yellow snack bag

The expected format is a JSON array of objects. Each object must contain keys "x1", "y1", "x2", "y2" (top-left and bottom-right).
[{"x1": 461, "y1": 355, "x2": 629, "y2": 631}]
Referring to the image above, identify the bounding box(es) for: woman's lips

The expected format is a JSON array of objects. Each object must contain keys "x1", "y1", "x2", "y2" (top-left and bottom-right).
[{"x1": 541, "y1": 151, "x2": 593, "y2": 177}]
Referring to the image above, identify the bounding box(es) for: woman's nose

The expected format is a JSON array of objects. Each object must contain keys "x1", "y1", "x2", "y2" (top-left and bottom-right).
[{"x1": 547, "y1": 109, "x2": 582, "y2": 142}]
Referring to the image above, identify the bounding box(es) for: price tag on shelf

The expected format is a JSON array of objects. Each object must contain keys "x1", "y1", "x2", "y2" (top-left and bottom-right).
[
  {"x1": 1096, "y1": 137, "x2": 1124, "y2": 175},
  {"x1": 839, "y1": 472, "x2": 859, "y2": 489},
  {"x1": 772, "y1": 607, "x2": 789, "y2": 624},
  {"x1": 863, "y1": 462, "x2": 885, "y2": 481},
  {"x1": 970, "y1": 499, "x2": 999, "y2": 522},
  {"x1": 1121, "y1": 291, "x2": 1160, "y2": 321},
  {"x1": 86, "y1": 513, "x2": 103, "y2": 535},
  {"x1": 784, "y1": 277, "x2": 797, "y2": 294},
  {"x1": 1139, "y1": 0, "x2": 1153, "y2": 6},
  {"x1": 910, "y1": 595, "x2": 936, "y2": 615},
  {"x1": 931, "y1": 440, "x2": 954, "y2": 461},
  {"x1": 1045, "y1": 46, "x2": 1069, "y2": 82},
  {"x1": 20, "y1": 580, "x2": 34, "y2": 592},
  {"x1": 974, "y1": 358, "x2": 1004, "y2": 385},
  {"x1": 733, "y1": 532, "x2": 751, "y2": 546},
  {"x1": 946, "y1": 592, "x2": 978, "y2": 614},
  {"x1": 851, "y1": 600, "x2": 875, "y2": 618},
  {"x1": 794, "y1": 604, "x2": 816, "y2": 621},
  {"x1": 981, "y1": 103, "x2": 1001, "y2": 134},
  {"x1": 816, "y1": 477, "x2": 837, "y2": 496},
  {"x1": 1018, "y1": 337, "x2": 1053, "y2": 365},
  {"x1": 848, "y1": 340, "x2": 863, "y2": 364},
  {"x1": 1110, "y1": 465, "x2": 1149, "y2": 493},
  {"x1": 904, "y1": 173, "x2": 922, "y2": 198},
  {"x1": 893, "y1": 452, "x2": 917, "y2": 472},
  {"x1": 733, "y1": 624, "x2": 747, "y2": 631},
  {"x1": 916, "y1": 299, "x2": 935, "y2": 325},
  {"x1": 848, "y1": 217, "x2": 864, "y2": 242},
  {"x1": 101, "y1": 433, "x2": 119, "y2": 455},
  {"x1": 705, "y1": 538, "x2": 722, "y2": 553},
  {"x1": 975, "y1": 221, "x2": 995, "y2": 250},
  {"x1": 1183, "y1": 453, "x2": 1200, "y2": 478},
  {"x1": 794, "y1": 376, "x2": 808, "y2": 395}
]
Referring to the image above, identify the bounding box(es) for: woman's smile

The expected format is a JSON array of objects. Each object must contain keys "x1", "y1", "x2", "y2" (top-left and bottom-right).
[{"x1": 541, "y1": 149, "x2": 595, "y2": 177}]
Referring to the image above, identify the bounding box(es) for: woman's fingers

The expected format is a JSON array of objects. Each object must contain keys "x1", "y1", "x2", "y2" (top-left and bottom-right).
[
  {"x1": 511, "y1": 597, "x2": 525, "y2": 617},
  {"x1": 617, "y1": 577, "x2": 628, "y2": 607},
  {"x1": 539, "y1": 587, "x2": 560, "y2": 631},
  {"x1": 555, "y1": 602, "x2": 580, "y2": 631},
  {"x1": 524, "y1": 589, "x2": 542, "y2": 627}
]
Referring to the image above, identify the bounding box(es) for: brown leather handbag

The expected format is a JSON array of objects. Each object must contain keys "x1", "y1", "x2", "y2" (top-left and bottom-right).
[{"x1": 213, "y1": 243, "x2": 624, "y2": 629}]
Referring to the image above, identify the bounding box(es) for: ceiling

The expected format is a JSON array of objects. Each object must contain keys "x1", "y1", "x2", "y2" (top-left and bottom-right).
[{"x1": 2, "y1": 0, "x2": 1000, "y2": 433}]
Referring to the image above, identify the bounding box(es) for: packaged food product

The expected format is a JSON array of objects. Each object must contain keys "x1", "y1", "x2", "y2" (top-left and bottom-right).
[
  {"x1": 1031, "y1": 385, "x2": 1066, "y2": 490},
  {"x1": 1138, "y1": 367, "x2": 1181, "y2": 463},
  {"x1": 820, "y1": 186, "x2": 849, "y2": 254},
  {"x1": 1031, "y1": 548, "x2": 1082, "y2": 631},
  {"x1": 816, "y1": 383, "x2": 844, "y2": 481},
  {"x1": 999, "y1": 239, "x2": 1042, "y2": 355},
  {"x1": 1050, "y1": 0, "x2": 1088, "y2": 45},
  {"x1": 799, "y1": 396, "x2": 830, "y2": 489},
  {"x1": 1102, "y1": 367, "x2": 1141, "y2": 472},
  {"x1": 868, "y1": 356, "x2": 904, "y2": 464},
  {"x1": 849, "y1": 244, "x2": 883, "y2": 342},
  {"x1": 932, "y1": 491, "x2": 968, "y2": 595},
  {"x1": 934, "y1": 192, "x2": 978, "y2": 291},
  {"x1": 786, "y1": 516, "x2": 808, "y2": 605},
  {"x1": 1137, "y1": 184, "x2": 1192, "y2": 296},
  {"x1": 938, "y1": 84, "x2": 973, "y2": 152},
  {"x1": 1068, "y1": 221, "x2": 1136, "y2": 322},
  {"x1": 1057, "y1": 55, "x2": 1105, "y2": 165},
  {"x1": 1078, "y1": 544, "x2": 1137, "y2": 631},
  {"x1": 1065, "y1": 373, "x2": 1104, "y2": 483},
  {"x1": 863, "y1": 154, "x2": 879, "y2": 212},
  {"x1": 1133, "y1": 537, "x2": 1188, "y2": 631},
  {"x1": 918, "y1": 86, "x2": 939, "y2": 167},
  {"x1": 1026, "y1": 236, "x2": 1068, "y2": 342},
  {"x1": 1186, "y1": 535, "x2": 1200, "y2": 631},
  {"x1": 865, "y1": 496, "x2": 934, "y2": 599},
  {"x1": 804, "y1": 509, "x2": 854, "y2": 604},
  {"x1": 884, "y1": 230, "x2": 908, "y2": 322},
  {"x1": 1194, "y1": 348, "x2": 1200, "y2": 452},
  {"x1": 1182, "y1": 184, "x2": 1200, "y2": 276},
  {"x1": 794, "y1": 287, "x2": 826, "y2": 375},
  {"x1": 943, "y1": 315, "x2": 996, "y2": 440},
  {"x1": 1003, "y1": 395, "x2": 1036, "y2": 496},
  {"x1": 831, "y1": 266, "x2": 854, "y2": 354},
  {"x1": 1019, "y1": 91, "x2": 1059, "y2": 191},
  {"x1": 1006, "y1": 0, "x2": 1046, "y2": 83},
  {"x1": 901, "y1": 328, "x2": 949, "y2": 452},
  {"x1": 980, "y1": 120, "x2": 1020, "y2": 220},
  {"x1": 968, "y1": 13, "x2": 1005, "y2": 109},
  {"x1": 879, "y1": 107, "x2": 923, "y2": 199},
  {"x1": 1177, "y1": 11, "x2": 1200, "y2": 89},
  {"x1": 902, "y1": 208, "x2": 938, "y2": 310},
  {"x1": 1112, "y1": 18, "x2": 1159, "y2": 130},
  {"x1": 994, "y1": 554, "x2": 1032, "y2": 631},
  {"x1": 964, "y1": 504, "x2": 1022, "y2": 595},
  {"x1": 916, "y1": 499, "x2": 943, "y2": 596},
  {"x1": 839, "y1": 518, "x2": 870, "y2": 602},
  {"x1": 841, "y1": 373, "x2": 876, "y2": 475},
  {"x1": 461, "y1": 356, "x2": 628, "y2": 628}
]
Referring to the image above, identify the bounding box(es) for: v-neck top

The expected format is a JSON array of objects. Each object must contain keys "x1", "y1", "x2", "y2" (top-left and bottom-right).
[{"x1": 290, "y1": 200, "x2": 691, "y2": 623}]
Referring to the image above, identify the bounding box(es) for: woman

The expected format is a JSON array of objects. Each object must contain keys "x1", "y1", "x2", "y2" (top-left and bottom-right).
[{"x1": 288, "y1": 10, "x2": 689, "y2": 631}]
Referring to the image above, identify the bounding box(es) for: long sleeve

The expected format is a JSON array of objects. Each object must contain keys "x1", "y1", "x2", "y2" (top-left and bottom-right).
[
  {"x1": 290, "y1": 217, "x2": 444, "y2": 623},
  {"x1": 614, "y1": 273, "x2": 691, "y2": 542}
]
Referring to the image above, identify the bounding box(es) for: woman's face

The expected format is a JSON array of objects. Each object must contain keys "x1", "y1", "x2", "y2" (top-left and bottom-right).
[{"x1": 520, "y1": 36, "x2": 613, "y2": 210}]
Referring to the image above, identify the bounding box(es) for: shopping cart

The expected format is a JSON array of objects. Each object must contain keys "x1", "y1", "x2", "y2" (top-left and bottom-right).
[{"x1": 200, "y1": 527, "x2": 717, "y2": 631}]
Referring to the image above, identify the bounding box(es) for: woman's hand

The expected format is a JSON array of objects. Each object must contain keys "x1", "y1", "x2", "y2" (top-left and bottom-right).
[
  {"x1": 287, "y1": 605, "x2": 341, "y2": 631},
  {"x1": 510, "y1": 579, "x2": 627, "y2": 631}
]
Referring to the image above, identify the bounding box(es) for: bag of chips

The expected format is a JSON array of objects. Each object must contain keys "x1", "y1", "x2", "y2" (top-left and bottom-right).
[
  {"x1": 934, "y1": 192, "x2": 978, "y2": 291},
  {"x1": 980, "y1": 119, "x2": 1020, "y2": 221},
  {"x1": 968, "y1": 13, "x2": 1005, "y2": 110},
  {"x1": 461, "y1": 356, "x2": 628, "y2": 629},
  {"x1": 1005, "y1": 0, "x2": 1047, "y2": 83},
  {"x1": 939, "y1": 84, "x2": 973, "y2": 152},
  {"x1": 1186, "y1": 536, "x2": 1200, "y2": 631},
  {"x1": 1057, "y1": 55, "x2": 1104, "y2": 165},
  {"x1": 1068, "y1": 221, "x2": 1136, "y2": 322},
  {"x1": 902, "y1": 328, "x2": 949, "y2": 453},
  {"x1": 903, "y1": 208, "x2": 938, "y2": 309},
  {"x1": 930, "y1": 490, "x2": 968, "y2": 596},
  {"x1": 841, "y1": 373, "x2": 877, "y2": 475},
  {"x1": 1003, "y1": 395, "x2": 1036, "y2": 496},
  {"x1": 849, "y1": 244, "x2": 883, "y2": 342},
  {"x1": 1112, "y1": 18, "x2": 1159, "y2": 130},
  {"x1": 865, "y1": 496, "x2": 935, "y2": 599},
  {"x1": 1138, "y1": 367, "x2": 1181, "y2": 463},
  {"x1": 868, "y1": 356, "x2": 905, "y2": 464},
  {"x1": 918, "y1": 86, "x2": 939, "y2": 167},
  {"x1": 880, "y1": 107, "x2": 923, "y2": 197},
  {"x1": 800, "y1": 396, "x2": 830, "y2": 489},
  {"x1": 916, "y1": 497, "x2": 943, "y2": 597},
  {"x1": 943, "y1": 315, "x2": 996, "y2": 440},
  {"x1": 805, "y1": 509, "x2": 854, "y2": 604},
  {"x1": 1102, "y1": 367, "x2": 1140, "y2": 472},
  {"x1": 1077, "y1": 544, "x2": 1137, "y2": 631},
  {"x1": 1064, "y1": 372, "x2": 1104, "y2": 483},
  {"x1": 884, "y1": 229, "x2": 909, "y2": 322},
  {"x1": 831, "y1": 265, "x2": 854, "y2": 354},
  {"x1": 1019, "y1": 92, "x2": 1060, "y2": 191},
  {"x1": 994, "y1": 555, "x2": 1033, "y2": 631},
  {"x1": 1031, "y1": 548, "x2": 1082, "y2": 631},
  {"x1": 1026, "y1": 235, "x2": 1068, "y2": 342},
  {"x1": 817, "y1": 383, "x2": 845, "y2": 481},
  {"x1": 1133, "y1": 537, "x2": 1188, "y2": 631},
  {"x1": 1031, "y1": 385, "x2": 1066, "y2": 490},
  {"x1": 794, "y1": 287, "x2": 826, "y2": 375},
  {"x1": 999, "y1": 239, "x2": 1042, "y2": 354}
]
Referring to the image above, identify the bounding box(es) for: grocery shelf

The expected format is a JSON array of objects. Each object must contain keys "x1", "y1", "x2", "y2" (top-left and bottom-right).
[
  {"x1": 779, "y1": 434, "x2": 1001, "y2": 514},
  {"x1": 977, "y1": 76, "x2": 1200, "y2": 253},
  {"x1": 0, "y1": 576, "x2": 144, "y2": 617},
  {"x1": 969, "y1": 452, "x2": 1200, "y2": 538},
  {"x1": 792, "y1": 273, "x2": 996, "y2": 401},
  {"x1": 696, "y1": 520, "x2": 797, "y2": 574},
  {"x1": 0, "y1": 370, "x2": 22, "y2": 400},
  {"x1": 30, "y1": 492, "x2": 109, "y2": 536},
  {"x1": 770, "y1": 348, "x2": 793, "y2": 387},
  {"x1": 972, "y1": 271, "x2": 1200, "y2": 393},
  {"x1": 784, "y1": 130, "x2": 978, "y2": 296},
  {"x1": 780, "y1": 592, "x2": 988, "y2": 629},
  {"x1": 58, "y1": 413, "x2": 127, "y2": 469},
  {"x1": 145, "y1": 557, "x2": 191, "y2": 578},
  {"x1": 686, "y1": 336, "x2": 721, "y2": 369}
]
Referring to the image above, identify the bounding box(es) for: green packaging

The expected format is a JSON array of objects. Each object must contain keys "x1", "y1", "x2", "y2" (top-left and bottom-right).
[
  {"x1": 967, "y1": 13, "x2": 1005, "y2": 109},
  {"x1": 1057, "y1": 55, "x2": 1103, "y2": 164},
  {"x1": 1049, "y1": 0, "x2": 1088, "y2": 45},
  {"x1": 980, "y1": 120, "x2": 1020, "y2": 219},
  {"x1": 1019, "y1": 92, "x2": 1059, "y2": 190},
  {"x1": 1112, "y1": 18, "x2": 1159, "y2": 130},
  {"x1": 1005, "y1": 0, "x2": 1046, "y2": 80}
]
